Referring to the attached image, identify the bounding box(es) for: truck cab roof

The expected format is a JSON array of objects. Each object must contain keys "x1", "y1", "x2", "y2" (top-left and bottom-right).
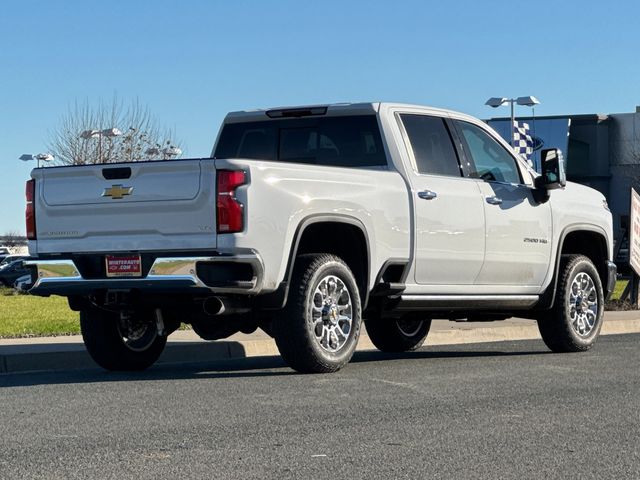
[{"x1": 223, "y1": 102, "x2": 470, "y2": 124}]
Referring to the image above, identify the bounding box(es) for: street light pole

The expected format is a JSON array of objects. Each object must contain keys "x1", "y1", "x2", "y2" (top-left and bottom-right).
[
  {"x1": 510, "y1": 101, "x2": 515, "y2": 146},
  {"x1": 80, "y1": 128, "x2": 122, "y2": 163},
  {"x1": 485, "y1": 96, "x2": 540, "y2": 148}
]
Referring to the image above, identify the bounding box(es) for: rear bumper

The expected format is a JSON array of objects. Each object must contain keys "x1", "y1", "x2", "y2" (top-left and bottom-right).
[
  {"x1": 605, "y1": 260, "x2": 617, "y2": 300},
  {"x1": 25, "y1": 253, "x2": 264, "y2": 297}
]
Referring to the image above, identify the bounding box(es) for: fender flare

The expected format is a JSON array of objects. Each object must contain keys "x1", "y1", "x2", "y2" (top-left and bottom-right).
[
  {"x1": 536, "y1": 223, "x2": 609, "y2": 310},
  {"x1": 266, "y1": 214, "x2": 372, "y2": 310}
]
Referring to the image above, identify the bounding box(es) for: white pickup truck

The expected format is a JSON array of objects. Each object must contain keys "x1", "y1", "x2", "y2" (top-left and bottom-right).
[{"x1": 24, "y1": 102, "x2": 616, "y2": 373}]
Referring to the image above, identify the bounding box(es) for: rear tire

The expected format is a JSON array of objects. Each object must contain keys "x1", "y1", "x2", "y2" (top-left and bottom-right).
[
  {"x1": 191, "y1": 315, "x2": 243, "y2": 340},
  {"x1": 273, "y1": 254, "x2": 362, "y2": 373},
  {"x1": 537, "y1": 254, "x2": 604, "y2": 353},
  {"x1": 80, "y1": 309, "x2": 167, "y2": 371},
  {"x1": 366, "y1": 315, "x2": 431, "y2": 352}
]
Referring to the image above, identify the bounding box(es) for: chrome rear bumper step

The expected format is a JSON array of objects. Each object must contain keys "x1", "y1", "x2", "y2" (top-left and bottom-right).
[{"x1": 24, "y1": 254, "x2": 264, "y2": 296}]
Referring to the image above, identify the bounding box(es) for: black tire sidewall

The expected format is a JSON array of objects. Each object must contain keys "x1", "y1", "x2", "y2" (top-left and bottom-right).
[
  {"x1": 366, "y1": 315, "x2": 431, "y2": 352},
  {"x1": 274, "y1": 254, "x2": 362, "y2": 373},
  {"x1": 395, "y1": 316, "x2": 431, "y2": 347},
  {"x1": 81, "y1": 309, "x2": 167, "y2": 371}
]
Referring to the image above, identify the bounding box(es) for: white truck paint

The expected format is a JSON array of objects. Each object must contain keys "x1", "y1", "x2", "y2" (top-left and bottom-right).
[
  {"x1": 33, "y1": 159, "x2": 218, "y2": 253},
  {"x1": 24, "y1": 102, "x2": 617, "y2": 373}
]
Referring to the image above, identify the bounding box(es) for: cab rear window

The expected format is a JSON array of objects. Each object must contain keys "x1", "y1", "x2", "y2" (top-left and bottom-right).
[{"x1": 214, "y1": 115, "x2": 388, "y2": 168}]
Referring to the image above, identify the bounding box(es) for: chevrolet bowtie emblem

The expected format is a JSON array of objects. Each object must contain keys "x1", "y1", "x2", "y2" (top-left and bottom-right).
[{"x1": 102, "y1": 184, "x2": 133, "y2": 200}]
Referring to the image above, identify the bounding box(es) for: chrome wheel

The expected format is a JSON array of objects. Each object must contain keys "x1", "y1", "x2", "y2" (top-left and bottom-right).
[
  {"x1": 311, "y1": 275, "x2": 353, "y2": 353},
  {"x1": 569, "y1": 272, "x2": 598, "y2": 337},
  {"x1": 117, "y1": 314, "x2": 158, "y2": 352},
  {"x1": 396, "y1": 318, "x2": 425, "y2": 337}
]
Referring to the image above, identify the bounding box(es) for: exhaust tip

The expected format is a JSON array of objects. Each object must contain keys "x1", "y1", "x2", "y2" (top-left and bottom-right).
[{"x1": 203, "y1": 297, "x2": 225, "y2": 316}]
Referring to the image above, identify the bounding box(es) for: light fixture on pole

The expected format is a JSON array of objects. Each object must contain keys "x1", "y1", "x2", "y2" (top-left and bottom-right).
[
  {"x1": 79, "y1": 127, "x2": 123, "y2": 162},
  {"x1": 162, "y1": 146, "x2": 182, "y2": 159},
  {"x1": 20, "y1": 153, "x2": 54, "y2": 168},
  {"x1": 145, "y1": 145, "x2": 182, "y2": 160},
  {"x1": 485, "y1": 96, "x2": 540, "y2": 147},
  {"x1": 80, "y1": 128, "x2": 123, "y2": 139},
  {"x1": 80, "y1": 129, "x2": 99, "y2": 139},
  {"x1": 145, "y1": 147, "x2": 161, "y2": 156},
  {"x1": 515, "y1": 96, "x2": 540, "y2": 107},
  {"x1": 101, "y1": 127, "x2": 123, "y2": 137}
]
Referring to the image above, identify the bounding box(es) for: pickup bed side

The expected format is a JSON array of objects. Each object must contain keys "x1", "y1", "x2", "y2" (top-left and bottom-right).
[{"x1": 213, "y1": 158, "x2": 411, "y2": 294}]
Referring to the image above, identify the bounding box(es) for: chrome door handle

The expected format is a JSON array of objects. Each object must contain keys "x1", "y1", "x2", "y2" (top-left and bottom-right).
[
  {"x1": 418, "y1": 190, "x2": 437, "y2": 200},
  {"x1": 486, "y1": 196, "x2": 503, "y2": 205}
]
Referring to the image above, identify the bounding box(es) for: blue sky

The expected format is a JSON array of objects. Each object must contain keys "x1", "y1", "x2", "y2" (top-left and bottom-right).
[{"x1": 1, "y1": 0, "x2": 639, "y2": 232}]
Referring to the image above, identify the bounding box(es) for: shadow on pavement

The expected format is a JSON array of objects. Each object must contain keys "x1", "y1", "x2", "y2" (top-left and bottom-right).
[{"x1": 0, "y1": 341, "x2": 549, "y2": 388}]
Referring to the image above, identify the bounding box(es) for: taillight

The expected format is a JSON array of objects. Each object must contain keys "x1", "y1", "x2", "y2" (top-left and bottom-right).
[
  {"x1": 216, "y1": 170, "x2": 246, "y2": 233},
  {"x1": 25, "y1": 179, "x2": 36, "y2": 240}
]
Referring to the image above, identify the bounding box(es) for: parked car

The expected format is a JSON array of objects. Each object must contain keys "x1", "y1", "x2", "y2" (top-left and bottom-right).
[
  {"x1": 0, "y1": 258, "x2": 31, "y2": 287},
  {"x1": 13, "y1": 274, "x2": 32, "y2": 293},
  {"x1": 0, "y1": 255, "x2": 29, "y2": 267},
  {"x1": 0, "y1": 247, "x2": 10, "y2": 263},
  {"x1": 24, "y1": 102, "x2": 615, "y2": 373}
]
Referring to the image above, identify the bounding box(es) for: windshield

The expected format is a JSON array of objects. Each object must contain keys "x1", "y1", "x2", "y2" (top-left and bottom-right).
[{"x1": 1, "y1": 256, "x2": 25, "y2": 266}]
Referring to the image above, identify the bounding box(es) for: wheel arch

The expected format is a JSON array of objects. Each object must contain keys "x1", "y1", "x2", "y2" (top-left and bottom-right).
[
  {"x1": 280, "y1": 214, "x2": 372, "y2": 309},
  {"x1": 537, "y1": 224, "x2": 610, "y2": 310}
]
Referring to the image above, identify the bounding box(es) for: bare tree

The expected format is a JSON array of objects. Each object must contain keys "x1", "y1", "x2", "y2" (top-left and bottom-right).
[
  {"x1": 1, "y1": 232, "x2": 25, "y2": 248},
  {"x1": 47, "y1": 98, "x2": 183, "y2": 165}
]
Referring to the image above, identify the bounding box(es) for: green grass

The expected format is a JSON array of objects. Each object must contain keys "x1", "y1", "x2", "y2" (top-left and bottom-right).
[
  {"x1": 610, "y1": 279, "x2": 628, "y2": 301},
  {"x1": 0, "y1": 279, "x2": 633, "y2": 338},
  {"x1": 0, "y1": 287, "x2": 79, "y2": 338}
]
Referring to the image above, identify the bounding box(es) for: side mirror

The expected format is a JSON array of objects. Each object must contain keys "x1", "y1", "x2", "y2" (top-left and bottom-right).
[{"x1": 535, "y1": 148, "x2": 566, "y2": 190}]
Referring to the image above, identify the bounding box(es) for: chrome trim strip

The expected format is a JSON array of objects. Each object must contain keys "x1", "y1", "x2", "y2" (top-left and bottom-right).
[
  {"x1": 25, "y1": 254, "x2": 264, "y2": 295},
  {"x1": 400, "y1": 295, "x2": 539, "y2": 301},
  {"x1": 396, "y1": 294, "x2": 539, "y2": 311}
]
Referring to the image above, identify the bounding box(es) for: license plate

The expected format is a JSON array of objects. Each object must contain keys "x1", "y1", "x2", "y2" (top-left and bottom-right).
[{"x1": 105, "y1": 255, "x2": 142, "y2": 278}]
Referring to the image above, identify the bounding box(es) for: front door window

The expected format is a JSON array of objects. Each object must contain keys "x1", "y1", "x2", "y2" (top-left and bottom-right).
[{"x1": 457, "y1": 121, "x2": 521, "y2": 184}]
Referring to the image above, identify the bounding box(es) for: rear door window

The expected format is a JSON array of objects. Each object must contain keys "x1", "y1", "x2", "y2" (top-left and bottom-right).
[
  {"x1": 215, "y1": 115, "x2": 387, "y2": 168},
  {"x1": 399, "y1": 114, "x2": 461, "y2": 177}
]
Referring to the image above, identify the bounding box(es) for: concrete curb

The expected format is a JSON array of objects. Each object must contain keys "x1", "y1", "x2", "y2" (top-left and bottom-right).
[{"x1": 1, "y1": 315, "x2": 639, "y2": 375}]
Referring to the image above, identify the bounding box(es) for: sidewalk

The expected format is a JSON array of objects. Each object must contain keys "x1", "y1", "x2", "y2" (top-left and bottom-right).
[{"x1": 1, "y1": 312, "x2": 639, "y2": 375}]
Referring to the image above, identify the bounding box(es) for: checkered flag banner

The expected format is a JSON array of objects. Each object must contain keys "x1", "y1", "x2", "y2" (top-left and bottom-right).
[{"x1": 513, "y1": 121, "x2": 534, "y2": 166}]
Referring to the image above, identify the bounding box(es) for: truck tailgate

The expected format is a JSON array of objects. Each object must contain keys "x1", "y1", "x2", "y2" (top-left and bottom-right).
[{"x1": 33, "y1": 160, "x2": 217, "y2": 254}]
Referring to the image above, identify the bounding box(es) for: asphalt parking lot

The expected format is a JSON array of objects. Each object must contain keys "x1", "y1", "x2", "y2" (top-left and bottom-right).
[{"x1": 1, "y1": 334, "x2": 639, "y2": 479}]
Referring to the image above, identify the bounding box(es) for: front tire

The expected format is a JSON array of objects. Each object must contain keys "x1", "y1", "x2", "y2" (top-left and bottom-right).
[
  {"x1": 537, "y1": 254, "x2": 604, "y2": 352},
  {"x1": 80, "y1": 309, "x2": 167, "y2": 371},
  {"x1": 366, "y1": 315, "x2": 431, "y2": 352},
  {"x1": 273, "y1": 254, "x2": 362, "y2": 373}
]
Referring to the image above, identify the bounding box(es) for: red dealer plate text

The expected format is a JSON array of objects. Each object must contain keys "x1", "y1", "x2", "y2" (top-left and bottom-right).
[{"x1": 105, "y1": 255, "x2": 142, "y2": 278}]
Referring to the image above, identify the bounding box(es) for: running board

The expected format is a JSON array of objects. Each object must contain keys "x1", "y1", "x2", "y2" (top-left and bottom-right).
[{"x1": 395, "y1": 295, "x2": 539, "y2": 311}]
